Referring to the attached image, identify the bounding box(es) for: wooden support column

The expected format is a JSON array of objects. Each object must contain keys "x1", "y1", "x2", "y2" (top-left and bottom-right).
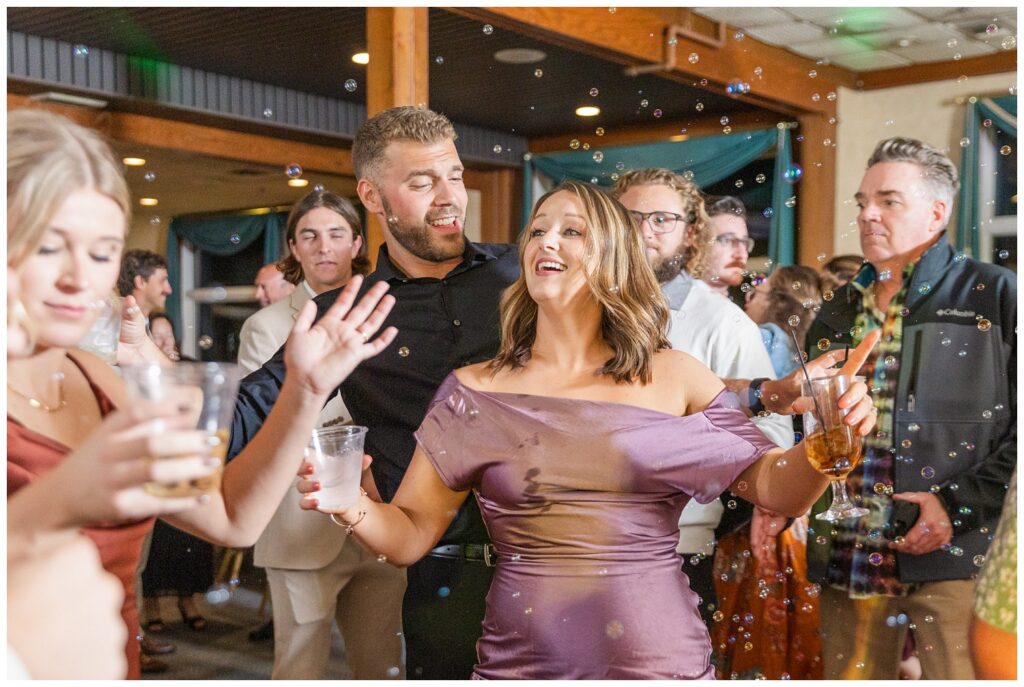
[
  {"x1": 796, "y1": 111, "x2": 837, "y2": 264},
  {"x1": 365, "y1": 7, "x2": 430, "y2": 264}
]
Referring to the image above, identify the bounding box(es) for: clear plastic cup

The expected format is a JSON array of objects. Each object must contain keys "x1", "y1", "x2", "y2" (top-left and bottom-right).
[
  {"x1": 78, "y1": 294, "x2": 121, "y2": 365},
  {"x1": 309, "y1": 425, "x2": 367, "y2": 510},
  {"x1": 121, "y1": 361, "x2": 243, "y2": 497}
]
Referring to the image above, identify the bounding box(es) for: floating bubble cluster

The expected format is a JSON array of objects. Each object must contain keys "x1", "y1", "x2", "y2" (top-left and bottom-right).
[{"x1": 725, "y1": 80, "x2": 750, "y2": 96}]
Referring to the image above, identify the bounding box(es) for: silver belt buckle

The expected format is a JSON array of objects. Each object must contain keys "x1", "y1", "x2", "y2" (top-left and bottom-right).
[{"x1": 482, "y1": 544, "x2": 495, "y2": 567}]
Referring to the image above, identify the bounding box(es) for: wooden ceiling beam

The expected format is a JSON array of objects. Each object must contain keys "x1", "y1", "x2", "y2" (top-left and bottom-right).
[
  {"x1": 856, "y1": 50, "x2": 1017, "y2": 90},
  {"x1": 447, "y1": 7, "x2": 856, "y2": 116}
]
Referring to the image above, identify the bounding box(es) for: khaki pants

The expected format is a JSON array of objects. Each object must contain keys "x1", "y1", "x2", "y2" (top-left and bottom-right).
[
  {"x1": 266, "y1": 539, "x2": 407, "y2": 680},
  {"x1": 820, "y1": 579, "x2": 976, "y2": 680}
]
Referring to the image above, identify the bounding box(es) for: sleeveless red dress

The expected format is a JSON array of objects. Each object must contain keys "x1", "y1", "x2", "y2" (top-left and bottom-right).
[{"x1": 7, "y1": 354, "x2": 154, "y2": 679}]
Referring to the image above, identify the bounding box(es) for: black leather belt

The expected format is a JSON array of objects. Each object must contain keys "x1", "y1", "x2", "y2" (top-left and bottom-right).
[{"x1": 428, "y1": 543, "x2": 496, "y2": 567}]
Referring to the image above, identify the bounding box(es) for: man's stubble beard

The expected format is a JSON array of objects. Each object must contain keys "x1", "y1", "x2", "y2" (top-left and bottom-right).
[
  {"x1": 651, "y1": 253, "x2": 686, "y2": 285},
  {"x1": 380, "y1": 195, "x2": 465, "y2": 263}
]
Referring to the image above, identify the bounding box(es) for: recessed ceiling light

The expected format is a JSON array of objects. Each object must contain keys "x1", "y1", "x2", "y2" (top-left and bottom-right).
[
  {"x1": 352, "y1": 52, "x2": 369, "y2": 65},
  {"x1": 139, "y1": 197, "x2": 159, "y2": 206},
  {"x1": 494, "y1": 48, "x2": 546, "y2": 64},
  {"x1": 123, "y1": 157, "x2": 146, "y2": 166},
  {"x1": 576, "y1": 106, "x2": 601, "y2": 117},
  {"x1": 288, "y1": 178, "x2": 310, "y2": 187}
]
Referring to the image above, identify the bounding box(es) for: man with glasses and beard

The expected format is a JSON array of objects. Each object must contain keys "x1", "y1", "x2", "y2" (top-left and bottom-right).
[
  {"x1": 703, "y1": 196, "x2": 756, "y2": 302},
  {"x1": 613, "y1": 170, "x2": 793, "y2": 643},
  {"x1": 228, "y1": 106, "x2": 518, "y2": 679}
]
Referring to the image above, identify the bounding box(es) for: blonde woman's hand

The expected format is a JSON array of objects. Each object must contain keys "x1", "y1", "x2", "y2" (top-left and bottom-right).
[
  {"x1": 40, "y1": 405, "x2": 221, "y2": 527},
  {"x1": 284, "y1": 276, "x2": 397, "y2": 398}
]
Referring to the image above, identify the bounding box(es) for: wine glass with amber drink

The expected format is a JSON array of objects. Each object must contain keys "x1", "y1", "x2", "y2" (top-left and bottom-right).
[{"x1": 802, "y1": 375, "x2": 869, "y2": 521}]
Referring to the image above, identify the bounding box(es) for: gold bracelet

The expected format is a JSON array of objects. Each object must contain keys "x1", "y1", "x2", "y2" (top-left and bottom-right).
[{"x1": 329, "y1": 488, "x2": 368, "y2": 534}]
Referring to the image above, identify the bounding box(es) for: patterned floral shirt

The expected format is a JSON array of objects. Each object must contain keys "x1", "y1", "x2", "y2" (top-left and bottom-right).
[
  {"x1": 826, "y1": 263, "x2": 917, "y2": 598},
  {"x1": 973, "y1": 471, "x2": 1016, "y2": 633}
]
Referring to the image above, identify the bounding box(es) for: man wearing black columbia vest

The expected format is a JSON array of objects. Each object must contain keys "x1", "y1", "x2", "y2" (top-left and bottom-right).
[{"x1": 227, "y1": 106, "x2": 518, "y2": 679}]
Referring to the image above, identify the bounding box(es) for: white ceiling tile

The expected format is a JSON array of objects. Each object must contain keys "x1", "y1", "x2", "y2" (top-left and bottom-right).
[
  {"x1": 905, "y1": 8, "x2": 1016, "y2": 26},
  {"x1": 891, "y1": 39, "x2": 998, "y2": 63},
  {"x1": 829, "y1": 50, "x2": 913, "y2": 71},
  {"x1": 855, "y1": 22, "x2": 963, "y2": 49},
  {"x1": 788, "y1": 36, "x2": 874, "y2": 59},
  {"x1": 692, "y1": 7, "x2": 795, "y2": 28},
  {"x1": 788, "y1": 7, "x2": 923, "y2": 33},
  {"x1": 744, "y1": 21, "x2": 825, "y2": 46}
]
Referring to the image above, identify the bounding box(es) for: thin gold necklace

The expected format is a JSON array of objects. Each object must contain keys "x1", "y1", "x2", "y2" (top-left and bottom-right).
[{"x1": 7, "y1": 379, "x2": 67, "y2": 412}]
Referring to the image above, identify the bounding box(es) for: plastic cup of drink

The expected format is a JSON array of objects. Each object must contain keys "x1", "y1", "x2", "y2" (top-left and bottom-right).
[
  {"x1": 309, "y1": 425, "x2": 367, "y2": 510},
  {"x1": 121, "y1": 361, "x2": 242, "y2": 497},
  {"x1": 78, "y1": 294, "x2": 121, "y2": 365}
]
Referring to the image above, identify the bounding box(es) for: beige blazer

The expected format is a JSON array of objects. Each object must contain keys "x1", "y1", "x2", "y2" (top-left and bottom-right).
[{"x1": 237, "y1": 283, "x2": 351, "y2": 570}]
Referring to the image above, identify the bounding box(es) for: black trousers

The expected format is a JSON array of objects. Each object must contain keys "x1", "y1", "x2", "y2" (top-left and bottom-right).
[
  {"x1": 402, "y1": 554, "x2": 494, "y2": 679},
  {"x1": 681, "y1": 553, "x2": 716, "y2": 634}
]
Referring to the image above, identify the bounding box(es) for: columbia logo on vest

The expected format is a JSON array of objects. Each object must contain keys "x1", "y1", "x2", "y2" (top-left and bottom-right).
[{"x1": 936, "y1": 308, "x2": 976, "y2": 318}]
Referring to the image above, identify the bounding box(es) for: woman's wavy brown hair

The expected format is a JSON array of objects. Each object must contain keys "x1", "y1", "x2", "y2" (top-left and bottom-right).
[
  {"x1": 488, "y1": 181, "x2": 670, "y2": 384},
  {"x1": 278, "y1": 189, "x2": 370, "y2": 285}
]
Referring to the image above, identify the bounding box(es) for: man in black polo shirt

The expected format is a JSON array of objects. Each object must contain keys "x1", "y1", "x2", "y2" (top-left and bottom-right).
[{"x1": 228, "y1": 106, "x2": 518, "y2": 679}]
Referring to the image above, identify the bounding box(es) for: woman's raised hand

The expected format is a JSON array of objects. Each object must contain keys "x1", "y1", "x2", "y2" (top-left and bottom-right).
[{"x1": 284, "y1": 276, "x2": 397, "y2": 397}]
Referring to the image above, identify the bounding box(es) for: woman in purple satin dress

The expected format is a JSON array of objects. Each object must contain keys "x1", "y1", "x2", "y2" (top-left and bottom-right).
[{"x1": 300, "y1": 181, "x2": 877, "y2": 679}]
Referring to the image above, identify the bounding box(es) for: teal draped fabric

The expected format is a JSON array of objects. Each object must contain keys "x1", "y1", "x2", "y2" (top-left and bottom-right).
[
  {"x1": 956, "y1": 95, "x2": 1017, "y2": 256},
  {"x1": 522, "y1": 128, "x2": 796, "y2": 265},
  {"x1": 770, "y1": 127, "x2": 796, "y2": 267},
  {"x1": 164, "y1": 212, "x2": 285, "y2": 331}
]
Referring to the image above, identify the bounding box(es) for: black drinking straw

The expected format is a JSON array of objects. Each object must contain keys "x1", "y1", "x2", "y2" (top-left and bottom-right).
[{"x1": 790, "y1": 327, "x2": 835, "y2": 456}]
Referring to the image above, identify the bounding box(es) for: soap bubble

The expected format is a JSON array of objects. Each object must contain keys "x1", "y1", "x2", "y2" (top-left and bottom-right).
[
  {"x1": 589, "y1": 87, "x2": 599, "y2": 97},
  {"x1": 592, "y1": 151, "x2": 604, "y2": 163},
  {"x1": 726, "y1": 80, "x2": 750, "y2": 96},
  {"x1": 977, "y1": 319, "x2": 992, "y2": 331},
  {"x1": 1002, "y1": 36, "x2": 1016, "y2": 50},
  {"x1": 921, "y1": 466, "x2": 936, "y2": 479},
  {"x1": 198, "y1": 335, "x2": 214, "y2": 350},
  {"x1": 482, "y1": 24, "x2": 494, "y2": 35},
  {"x1": 987, "y1": 24, "x2": 999, "y2": 34},
  {"x1": 695, "y1": 102, "x2": 704, "y2": 112},
  {"x1": 344, "y1": 79, "x2": 358, "y2": 92},
  {"x1": 262, "y1": 108, "x2": 273, "y2": 118},
  {"x1": 595, "y1": 127, "x2": 605, "y2": 136},
  {"x1": 640, "y1": 98, "x2": 649, "y2": 108},
  {"x1": 73, "y1": 45, "x2": 89, "y2": 58},
  {"x1": 144, "y1": 171, "x2": 157, "y2": 182},
  {"x1": 569, "y1": 139, "x2": 580, "y2": 150},
  {"x1": 534, "y1": 68, "x2": 543, "y2": 78},
  {"x1": 653, "y1": 109, "x2": 663, "y2": 118},
  {"x1": 868, "y1": 552, "x2": 883, "y2": 566},
  {"x1": 688, "y1": 52, "x2": 700, "y2": 64},
  {"x1": 435, "y1": 55, "x2": 445, "y2": 65},
  {"x1": 286, "y1": 163, "x2": 303, "y2": 178},
  {"x1": 782, "y1": 165, "x2": 803, "y2": 182},
  {"x1": 229, "y1": 233, "x2": 241, "y2": 245},
  {"x1": 762, "y1": 207, "x2": 774, "y2": 218},
  {"x1": 492, "y1": 144, "x2": 503, "y2": 154},
  {"x1": 960, "y1": 137, "x2": 971, "y2": 147},
  {"x1": 787, "y1": 315, "x2": 801, "y2": 327},
  {"x1": 1000, "y1": 145, "x2": 1012, "y2": 156},
  {"x1": 755, "y1": 173, "x2": 766, "y2": 184}
]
